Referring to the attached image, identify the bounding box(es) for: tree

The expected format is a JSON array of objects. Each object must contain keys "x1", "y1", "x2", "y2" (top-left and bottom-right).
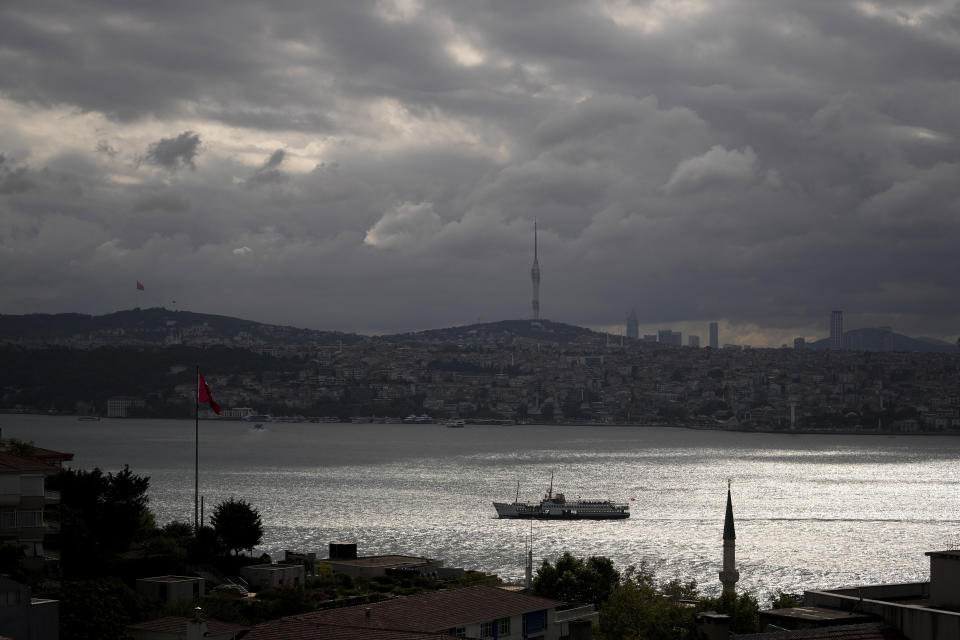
[
  {"x1": 211, "y1": 498, "x2": 263, "y2": 555},
  {"x1": 48, "y1": 465, "x2": 154, "y2": 576},
  {"x1": 532, "y1": 552, "x2": 621, "y2": 607},
  {"x1": 598, "y1": 562, "x2": 700, "y2": 640}
]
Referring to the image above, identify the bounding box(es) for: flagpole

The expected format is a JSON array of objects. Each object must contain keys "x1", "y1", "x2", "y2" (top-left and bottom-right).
[{"x1": 195, "y1": 364, "x2": 199, "y2": 531}]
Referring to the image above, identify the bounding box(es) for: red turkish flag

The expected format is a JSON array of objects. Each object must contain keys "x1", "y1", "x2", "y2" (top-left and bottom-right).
[{"x1": 198, "y1": 373, "x2": 222, "y2": 414}]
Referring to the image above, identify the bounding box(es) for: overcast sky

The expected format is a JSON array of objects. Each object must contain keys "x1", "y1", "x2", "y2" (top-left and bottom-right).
[{"x1": 1, "y1": 1, "x2": 959, "y2": 345}]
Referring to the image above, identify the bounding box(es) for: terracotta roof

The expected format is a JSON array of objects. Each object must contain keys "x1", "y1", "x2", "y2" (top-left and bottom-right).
[
  {"x1": 245, "y1": 619, "x2": 447, "y2": 640},
  {"x1": 251, "y1": 586, "x2": 560, "y2": 635},
  {"x1": 0, "y1": 452, "x2": 59, "y2": 473},
  {"x1": 127, "y1": 616, "x2": 248, "y2": 635},
  {"x1": 733, "y1": 622, "x2": 905, "y2": 640}
]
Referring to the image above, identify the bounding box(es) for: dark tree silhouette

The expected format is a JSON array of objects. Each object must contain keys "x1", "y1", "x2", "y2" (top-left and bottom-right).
[{"x1": 211, "y1": 498, "x2": 263, "y2": 555}]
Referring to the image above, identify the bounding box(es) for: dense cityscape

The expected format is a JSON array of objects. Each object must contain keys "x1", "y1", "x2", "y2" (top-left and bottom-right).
[{"x1": 2, "y1": 308, "x2": 959, "y2": 435}]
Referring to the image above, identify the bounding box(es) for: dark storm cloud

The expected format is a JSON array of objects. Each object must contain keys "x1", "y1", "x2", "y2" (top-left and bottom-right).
[
  {"x1": 0, "y1": 154, "x2": 33, "y2": 194},
  {"x1": 142, "y1": 132, "x2": 202, "y2": 171},
  {"x1": 2, "y1": 0, "x2": 960, "y2": 343},
  {"x1": 246, "y1": 149, "x2": 288, "y2": 188}
]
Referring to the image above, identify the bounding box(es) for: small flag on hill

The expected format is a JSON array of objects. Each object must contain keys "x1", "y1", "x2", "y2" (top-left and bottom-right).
[
  {"x1": 198, "y1": 372, "x2": 222, "y2": 415},
  {"x1": 136, "y1": 281, "x2": 145, "y2": 290}
]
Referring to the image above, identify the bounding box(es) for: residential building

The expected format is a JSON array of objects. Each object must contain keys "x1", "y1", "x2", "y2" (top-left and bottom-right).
[
  {"x1": 240, "y1": 563, "x2": 305, "y2": 591},
  {"x1": 709, "y1": 322, "x2": 719, "y2": 349},
  {"x1": 0, "y1": 576, "x2": 59, "y2": 640},
  {"x1": 244, "y1": 585, "x2": 597, "y2": 640},
  {"x1": 136, "y1": 576, "x2": 204, "y2": 605},
  {"x1": 0, "y1": 449, "x2": 66, "y2": 557},
  {"x1": 688, "y1": 335, "x2": 700, "y2": 348},
  {"x1": 800, "y1": 549, "x2": 960, "y2": 640}
]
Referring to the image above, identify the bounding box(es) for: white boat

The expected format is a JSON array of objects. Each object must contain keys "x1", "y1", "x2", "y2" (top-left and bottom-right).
[
  {"x1": 493, "y1": 475, "x2": 629, "y2": 520},
  {"x1": 445, "y1": 419, "x2": 466, "y2": 428}
]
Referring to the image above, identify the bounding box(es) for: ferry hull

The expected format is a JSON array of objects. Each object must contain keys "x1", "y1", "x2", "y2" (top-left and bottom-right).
[{"x1": 493, "y1": 501, "x2": 630, "y2": 520}]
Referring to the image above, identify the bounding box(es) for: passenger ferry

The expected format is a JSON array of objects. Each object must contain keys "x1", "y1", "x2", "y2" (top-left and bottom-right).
[{"x1": 493, "y1": 475, "x2": 630, "y2": 520}]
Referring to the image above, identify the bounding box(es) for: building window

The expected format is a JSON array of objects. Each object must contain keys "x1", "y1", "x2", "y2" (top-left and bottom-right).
[
  {"x1": 0, "y1": 590, "x2": 21, "y2": 606},
  {"x1": 0, "y1": 512, "x2": 15, "y2": 529},
  {"x1": 450, "y1": 627, "x2": 466, "y2": 638},
  {"x1": 480, "y1": 621, "x2": 494, "y2": 637},
  {"x1": 498, "y1": 617, "x2": 511, "y2": 636}
]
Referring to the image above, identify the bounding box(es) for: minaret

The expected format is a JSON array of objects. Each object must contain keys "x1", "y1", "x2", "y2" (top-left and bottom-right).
[
  {"x1": 719, "y1": 480, "x2": 740, "y2": 593},
  {"x1": 531, "y1": 220, "x2": 541, "y2": 320}
]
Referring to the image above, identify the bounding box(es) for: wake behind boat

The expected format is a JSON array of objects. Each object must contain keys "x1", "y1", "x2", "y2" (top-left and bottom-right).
[{"x1": 493, "y1": 475, "x2": 629, "y2": 520}]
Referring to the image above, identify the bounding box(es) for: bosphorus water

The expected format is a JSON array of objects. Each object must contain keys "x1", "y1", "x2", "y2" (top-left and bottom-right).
[{"x1": 11, "y1": 415, "x2": 960, "y2": 602}]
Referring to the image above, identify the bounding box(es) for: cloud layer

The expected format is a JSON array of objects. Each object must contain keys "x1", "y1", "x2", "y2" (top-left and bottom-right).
[{"x1": 1, "y1": 1, "x2": 959, "y2": 343}]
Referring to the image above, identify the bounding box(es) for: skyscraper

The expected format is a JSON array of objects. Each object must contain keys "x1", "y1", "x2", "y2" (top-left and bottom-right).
[
  {"x1": 626, "y1": 310, "x2": 638, "y2": 339},
  {"x1": 709, "y1": 322, "x2": 719, "y2": 349},
  {"x1": 531, "y1": 221, "x2": 540, "y2": 320},
  {"x1": 830, "y1": 310, "x2": 843, "y2": 349}
]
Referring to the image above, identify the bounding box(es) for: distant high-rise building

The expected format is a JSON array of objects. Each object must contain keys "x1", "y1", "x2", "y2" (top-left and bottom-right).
[
  {"x1": 794, "y1": 337, "x2": 806, "y2": 350},
  {"x1": 642, "y1": 334, "x2": 657, "y2": 343},
  {"x1": 878, "y1": 326, "x2": 893, "y2": 352},
  {"x1": 531, "y1": 221, "x2": 540, "y2": 320},
  {"x1": 830, "y1": 310, "x2": 843, "y2": 349},
  {"x1": 688, "y1": 335, "x2": 700, "y2": 348},
  {"x1": 658, "y1": 329, "x2": 682, "y2": 346},
  {"x1": 709, "y1": 322, "x2": 719, "y2": 349},
  {"x1": 626, "y1": 310, "x2": 639, "y2": 339}
]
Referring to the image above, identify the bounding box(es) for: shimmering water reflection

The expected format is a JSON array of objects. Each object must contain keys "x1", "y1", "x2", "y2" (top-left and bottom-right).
[{"x1": 11, "y1": 416, "x2": 960, "y2": 601}]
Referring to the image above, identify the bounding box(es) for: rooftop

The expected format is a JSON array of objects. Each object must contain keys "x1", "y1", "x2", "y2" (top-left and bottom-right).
[
  {"x1": 127, "y1": 616, "x2": 247, "y2": 635},
  {"x1": 0, "y1": 452, "x2": 59, "y2": 473},
  {"x1": 325, "y1": 555, "x2": 434, "y2": 568},
  {"x1": 254, "y1": 585, "x2": 561, "y2": 634},
  {"x1": 734, "y1": 622, "x2": 904, "y2": 639}
]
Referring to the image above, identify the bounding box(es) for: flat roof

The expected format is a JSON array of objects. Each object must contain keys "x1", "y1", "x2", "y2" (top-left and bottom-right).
[
  {"x1": 764, "y1": 607, "x2": 876, "y2": 623},
  {"x1": 139, "y1": 575, "x2": 202, "y2": 583},
  {"x1": 324, "y1": 555, "x2": 433, "y2": 568}
]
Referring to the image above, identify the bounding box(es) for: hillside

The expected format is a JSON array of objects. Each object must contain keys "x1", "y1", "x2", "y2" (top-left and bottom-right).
[
  {"x1": 809, "y1": 327, "x2": 956, "y2": 353},
  {"x1": 383, "y1": 319, "x2": 601, "y2": 345},
  {"x1": 0, "y1": 307, "x2": 360, "y2": 346}
]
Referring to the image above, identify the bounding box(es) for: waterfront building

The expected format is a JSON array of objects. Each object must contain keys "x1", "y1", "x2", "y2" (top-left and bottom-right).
[
  {"x1": 626, "y1": 310, "x2": 639, "y2": 339},
  {"x1": 709, "y1": 322, "x2": 719, "y2": 349},
  {"x1": 830, "y1": 310, "x2": 844, "y2": 349},
  {"x1": 719, "y1": 483, "x2": 739, "y2": 593}
]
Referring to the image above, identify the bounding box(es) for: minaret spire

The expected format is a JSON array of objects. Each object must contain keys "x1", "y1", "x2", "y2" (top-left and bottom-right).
[
  {"x1": 719, "y1": 479, "x2": 740, "y2": 593},
  {"x1": 531, "y1": 220, "x2": 541, "y2": 320}
]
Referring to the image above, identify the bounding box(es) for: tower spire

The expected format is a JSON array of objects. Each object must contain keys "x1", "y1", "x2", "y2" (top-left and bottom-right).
[
  {"x1": 719, "y1": 480, "x2": 740, "y2": 593},
  {"x1": 531, "y1": 220, "x2": 541, "y2": 320}
]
